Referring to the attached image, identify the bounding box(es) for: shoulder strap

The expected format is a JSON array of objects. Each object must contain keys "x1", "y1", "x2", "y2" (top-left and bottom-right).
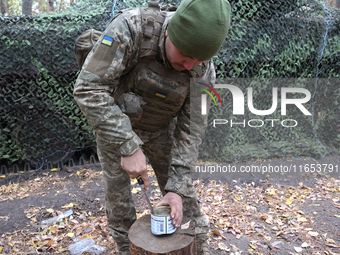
[{"x1": 139, "y1": 1, "x2": 166, "y2": 57}]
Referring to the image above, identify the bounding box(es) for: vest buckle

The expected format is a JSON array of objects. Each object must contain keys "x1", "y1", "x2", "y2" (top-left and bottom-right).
[{"x1": 144, "y1": 16, "x2": 155, "y2": 39}]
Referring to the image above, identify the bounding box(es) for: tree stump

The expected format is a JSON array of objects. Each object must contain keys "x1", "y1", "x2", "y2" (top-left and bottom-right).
[{"x1": 129, "y1": 214, "x2": 196, "y2": 254}]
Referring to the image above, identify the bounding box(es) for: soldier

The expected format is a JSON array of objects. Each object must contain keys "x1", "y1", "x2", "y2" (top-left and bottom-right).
[{"x1": 74, "y1": 0, "x2": 231, "y2": 254}]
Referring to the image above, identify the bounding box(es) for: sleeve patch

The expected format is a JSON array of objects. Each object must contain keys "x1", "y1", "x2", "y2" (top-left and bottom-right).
[
  {"x1": 84, "y1": 38, "x2": 119, "y2": 77},
  {"x1": 102, "y1": 36, "x2": 114, "y2": 46}
]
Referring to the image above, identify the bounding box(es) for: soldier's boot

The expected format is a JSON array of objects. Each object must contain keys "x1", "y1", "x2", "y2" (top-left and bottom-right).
[{"x1": 196, "y1": 234, "x2": 212, "y2": 255}]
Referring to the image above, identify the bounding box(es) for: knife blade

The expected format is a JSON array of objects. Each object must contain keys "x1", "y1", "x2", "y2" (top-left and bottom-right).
[{"x1": 136, "y1": 175, "x2": 154, "y2": 215}]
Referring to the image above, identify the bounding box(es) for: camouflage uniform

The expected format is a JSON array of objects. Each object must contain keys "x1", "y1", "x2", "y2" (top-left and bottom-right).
[{"x1": 74, "y1": 5, "x2": 215, "y2": 254}]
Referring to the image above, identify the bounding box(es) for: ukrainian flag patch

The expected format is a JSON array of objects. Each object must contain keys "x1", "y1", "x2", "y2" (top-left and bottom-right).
[
  {"x1": 155, "y1": 91, "x2": 167, "y2": 98},
  {"x1": 102, "y1": 36, "x2": 114, "y2": 46}
]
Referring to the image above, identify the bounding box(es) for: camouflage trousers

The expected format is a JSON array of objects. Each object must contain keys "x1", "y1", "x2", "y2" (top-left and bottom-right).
[{"x1": 96, "y1": 122, "x2": 210, "y2": 253}]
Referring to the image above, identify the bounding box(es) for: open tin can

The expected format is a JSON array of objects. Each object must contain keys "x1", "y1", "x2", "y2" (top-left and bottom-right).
[{"x1": 151, "y1": 205, "x2": 177, "y2": 235}]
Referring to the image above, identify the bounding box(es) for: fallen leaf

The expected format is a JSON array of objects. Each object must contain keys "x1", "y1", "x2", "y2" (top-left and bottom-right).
[
  {"x1": 301, "y1": 242, "x2": 309, "y2": 248},
  {"x1": 286, "y1": 198, "x2": 292, "y2": 205},
  {"x1": 62, "y1": 203, "x2": 74, "y2": 208},
  {"x1": 297, "y1": 217, "x2": 308, "y2": 222},
  {"x1": 294, "y1": 247, "x2": 303, "y2": 252},
  {"x1": 211, "y1": 229, "x2": 221, "y2": 236},
  {"x1": 249, "y1": 243, "x2": 256, "y2": 250},
  {"x1": 308, "y1": 231, "x2": 319, "y2": 237},
  {"x1": 181, "y1": 221, "x2": 190, "y2": 230},
  {"x1": 333, "y1": 202, "x2": 340, "y2": 209},
  {"x1": 67, "y1": 233, "x2": 74, "y2": 238},
  {"x1": 218, "y1": 242, "x2": 229, "y2": 251},
  {"x1": 231, "y1": 244, "x2": 240, "y2": 252},
  {"x1": 326, "y1": 239, "x2": 336, "y2": 244}
]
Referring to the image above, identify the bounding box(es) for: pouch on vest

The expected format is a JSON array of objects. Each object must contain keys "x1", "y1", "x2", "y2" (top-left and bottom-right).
[
  {"x1": 117, "y1": 92, "x2": 145, "y2": 121},
  {"x1": 75, "y1": 29, "x2": 102, "y2": 70}
]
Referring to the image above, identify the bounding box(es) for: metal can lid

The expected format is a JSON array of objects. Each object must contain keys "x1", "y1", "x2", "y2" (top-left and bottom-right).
[{"x1": 153, "y1": 205, "x2": 171, "y2": 217}]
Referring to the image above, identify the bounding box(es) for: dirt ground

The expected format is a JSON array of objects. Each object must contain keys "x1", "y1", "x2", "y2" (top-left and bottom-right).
[{"x1": 0, "y1": 155, "x2": 339, "y2": 254}]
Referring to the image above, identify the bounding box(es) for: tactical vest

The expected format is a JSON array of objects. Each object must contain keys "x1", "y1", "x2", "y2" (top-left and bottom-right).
[{"x1": 117, "y1": 2, "x2": 208, "y2": 132}]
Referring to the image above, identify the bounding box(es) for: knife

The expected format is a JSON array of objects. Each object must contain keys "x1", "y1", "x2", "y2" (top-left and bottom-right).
[{"x1": 136, "y1": 175, "x2": 154, "y2": 215}]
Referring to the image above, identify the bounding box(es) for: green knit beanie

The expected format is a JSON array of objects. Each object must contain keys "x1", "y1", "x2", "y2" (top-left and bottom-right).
[{"x1": 167, "y1": 0, "x2": 231, "y2": 60}]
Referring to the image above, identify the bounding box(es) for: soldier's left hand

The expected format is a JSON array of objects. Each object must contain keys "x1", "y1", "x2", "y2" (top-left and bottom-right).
[{"x1": 156, "y1": 192, "x2": 183, "y2": 228}]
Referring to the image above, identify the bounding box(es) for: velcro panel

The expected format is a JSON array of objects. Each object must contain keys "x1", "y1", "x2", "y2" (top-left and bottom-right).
[{"x1": 85, "y1": 37, "x2": 119, "y2": 77}]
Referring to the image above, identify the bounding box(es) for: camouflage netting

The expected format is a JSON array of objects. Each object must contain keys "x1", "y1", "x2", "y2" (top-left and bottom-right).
[{"x1": 0, "y1": 0, "x2": 339, "y2": 172}]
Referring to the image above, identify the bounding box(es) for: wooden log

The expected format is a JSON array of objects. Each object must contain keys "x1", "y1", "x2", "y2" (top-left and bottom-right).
[{"x1": 129, "y1": 214, "x2": 196, "y2": 254}]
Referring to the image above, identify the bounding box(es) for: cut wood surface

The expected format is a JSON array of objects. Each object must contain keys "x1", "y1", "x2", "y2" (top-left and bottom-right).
[{"x1": 129, "y1": 214, "x2": 196, "y2": 254}]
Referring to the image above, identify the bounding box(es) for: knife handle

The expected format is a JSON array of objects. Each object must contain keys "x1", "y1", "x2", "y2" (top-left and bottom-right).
[{"x1": 136, "y1": 175, "x2": 144, "y2": 185}]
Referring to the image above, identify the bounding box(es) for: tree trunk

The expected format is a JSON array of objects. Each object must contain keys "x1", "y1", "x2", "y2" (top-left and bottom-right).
[
  {"x1": 129, "y1": 215, "x2": 196, "y2": 254},
  {"x1": 0, "y1": 0, "x2": 7, "y2": 15},
  {"x1": 336, "y1": 0, "x2": 340, "y2": 8},
  {"x1": 22, "y1": 0, "x2": 32, "y2": 15},
  {"x1": 48, "y1": 0, "x2": 54, "y2": 13}
]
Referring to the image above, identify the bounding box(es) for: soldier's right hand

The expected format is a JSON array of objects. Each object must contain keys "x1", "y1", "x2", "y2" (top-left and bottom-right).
[{"x1": 121, "y1": 148, "x2": 150, "y2": 190}]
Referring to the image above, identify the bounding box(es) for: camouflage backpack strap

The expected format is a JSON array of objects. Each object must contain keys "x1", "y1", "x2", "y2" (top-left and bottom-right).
[
  {"x1": 75, "y1": 29, "x2": 102, "y2": 70},
  {"x1": 75, "y1": 10, "x2": 124, "y2": 70},
  {"x1": 139, "y1": 1, "x2": 166, "y2": 58}
]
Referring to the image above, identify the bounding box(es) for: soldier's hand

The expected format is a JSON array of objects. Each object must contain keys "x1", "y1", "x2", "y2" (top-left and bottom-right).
[
  {"x1": 156, "y1": 192, "x2": 183, "y2": 228},
  {"x1": 121, "y1": 148, "x2": 150, "y2": 190}
]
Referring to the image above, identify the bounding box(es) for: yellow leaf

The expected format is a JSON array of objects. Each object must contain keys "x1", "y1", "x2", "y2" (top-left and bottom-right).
[
  {"x1": 286, "y1": 198, "x2": 292, "y2": 205},
  {"x1": 334, "y1": 215, "x2": 340, "y2": 218},
  {"x1": 132, "y1": 187, "x2": 139, "y2": 194},
  {"x1": 62, "y1": 203, "x2": 74, "y2": 208},
  {"x1": 249, "y1": 243, "x2": 256, "y2": 250},
  {"x1": 0, "y1": 247, "x2": 3, "y2": 252},
  {"x1": 67, "y1": 233, "x2": 74, "y2": 238},
  {"x1": 235, "y1": 196, "x2": 242, "y2": 201},
  {"x1": 131, "y1": 179, "x2": 138, "y2": 185},
  {"x1": 266, "y1": 189, "x2": 276, "y2": 195},
  {"x1": 46, "y1": 208, "x2": 54, "y2": 213},
  {"x1": 298, "y1": 217, "x2": 308, "y2": 222},
  {"x1": 50, "y1": 226, "x2": 56, "y2": 234},
  {"x1": 326, "y1": 239, "x2": 336, "y2": 244},
  {"x1": 50, "y1": 168, "x2": 58, "y2": 172},
  {"x1": 0, "y1": 175, "x2": 6, "y2": 179}
]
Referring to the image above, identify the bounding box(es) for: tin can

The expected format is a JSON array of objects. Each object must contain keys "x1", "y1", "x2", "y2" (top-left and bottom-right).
[{"x1": 151, "y1": 205, "x2": 177, "y2": 235}]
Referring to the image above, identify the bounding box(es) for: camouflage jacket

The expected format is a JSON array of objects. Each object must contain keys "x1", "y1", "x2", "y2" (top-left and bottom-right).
[{"x1": 73, "y1": 7, "x2": 216, "y2": 197}]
